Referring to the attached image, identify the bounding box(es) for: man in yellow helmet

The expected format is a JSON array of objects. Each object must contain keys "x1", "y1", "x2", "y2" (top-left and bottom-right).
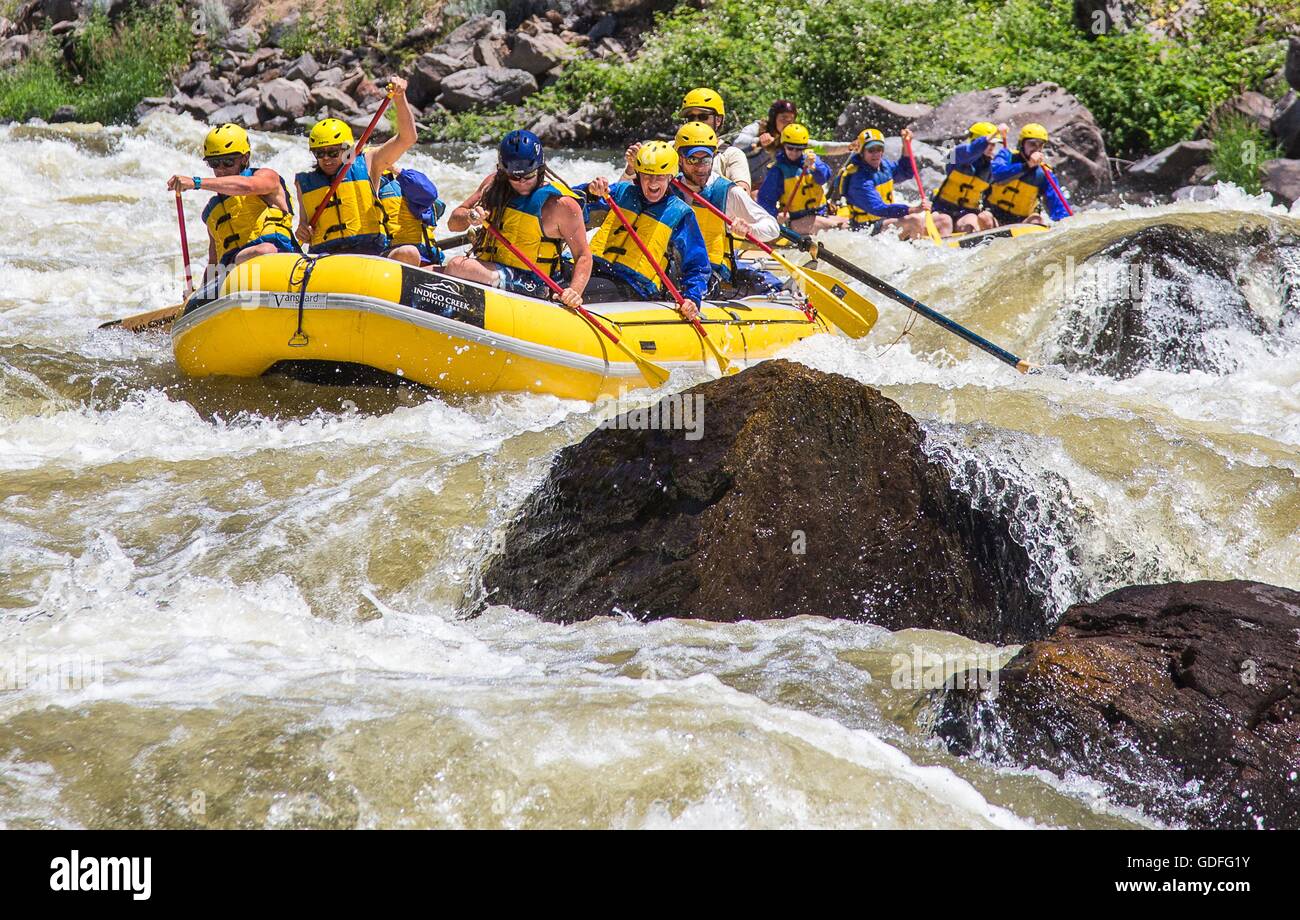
[
  {"x1": 671, "y1": 120, "x2": 782, "y2": 297},
  {"x1": 986, "y1": 123, "x2": 1070, "y2": 227},
  {"x1": 166, "y1": 123, "x2": 296, "y2": 279},
  {"x1": 832, "y1": 127, "x2": 932, "y2": 236},
  {"x1": 582, "y1": 141, "x2": 711, "y2": 320},
  {"x1": 293, "y1": 76, "x2": 417, "y2": 255},
  {"x1": 680, "y1": 87, "x2": 750, "y2": 190},
  {"x1": 930, "y1": 121, "x2": 1010, "y2": 236},
  {"x1": 756, "y1": 123, "x2": 849, "y2": 234}
]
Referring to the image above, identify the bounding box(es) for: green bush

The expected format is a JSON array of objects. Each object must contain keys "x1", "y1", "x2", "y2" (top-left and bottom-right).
[
  {"x1": 0, "y1": 6, "x2": 192, "y2": 124},
  {"x1": 1210, "y1": 115, "x2": 1280, "y2": 195},
  {"x1": 493, "y1": 0, "x2": 1288, "y2": 158},
  {"x1": 279, "y1": 0, "x2": 444, "y2": 58}
]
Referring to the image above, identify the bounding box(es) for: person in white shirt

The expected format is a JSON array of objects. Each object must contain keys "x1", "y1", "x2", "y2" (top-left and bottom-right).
[
  {"x1": 671, "y1": 120, "x2": 787, "y2": 297},
  {"x1": 679, "y1": 87, "x2": 751, "y2": 191}
]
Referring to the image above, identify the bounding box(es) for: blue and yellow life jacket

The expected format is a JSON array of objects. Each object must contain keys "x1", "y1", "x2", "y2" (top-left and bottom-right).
[
  {"x1": 987, "y1": 152, "x2": 1043, "y2": 219},
  {"x1": 833, "y1": 156, "x2": 894, "y2": 227},
  {"x1": 295, "y1": 157, "x2": 388, "y2": 252},
  {"x1": 769, "y1": 157, "x2": 826, "y2": 219},
  {"x1": 201, "y1": 167, "x2": 295, "y2": 265},
  {"x1": 475, "y1": 183, "x2": 567, "y2": 277},
  {"x1": 590, "y1": 181, "x2": 697, "y2": 295},
  {"x1": 677, "y1": 175, "x2": 736, "y2": 280},
  {"x1": 936, "y1": 156, "x2": 994, "y2": 213}
]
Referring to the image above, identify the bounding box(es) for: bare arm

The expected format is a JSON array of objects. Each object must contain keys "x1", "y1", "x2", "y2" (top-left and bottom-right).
[
  {"x1": 368, "y1": 77, "x2": 416, "y2": 180},
  {"x1": 446, "y1": 173, "x2": 495, "y2": 232},
  {"x1": 545, "y1": 196, "x2": 591, "y2": 305}
]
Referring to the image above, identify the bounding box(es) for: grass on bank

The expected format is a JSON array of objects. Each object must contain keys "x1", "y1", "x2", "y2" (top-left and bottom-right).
[
  {"x1": 431, "y1": 0, "x2": 1290, "y2": 158},
  {"x1": 1211, "y1": 115, "x2": 1281, "y2": 195},
  {"x1": 0, "y1": 6, "x2": 192, "y2": 124}
]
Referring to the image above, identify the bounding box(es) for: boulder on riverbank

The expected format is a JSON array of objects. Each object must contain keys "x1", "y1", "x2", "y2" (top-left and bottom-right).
[
  {"x1": 481, "y1": 360, "x2": 1051, "y2": 643},
  {"x1": 937, "y1": 580, "x2": 1300, "y2": 830}
]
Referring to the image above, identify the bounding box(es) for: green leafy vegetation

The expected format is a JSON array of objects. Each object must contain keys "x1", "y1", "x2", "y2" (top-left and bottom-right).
[
  {"x1": 278, "y1": 0, "x2": 444, "y2": 58},
  {"x1": 460, "y1": 0, "x2": 1289, "y2": 157},
  {"x1": 0, "y1": 6, "x2": 192, "y2": 124},
  {"x1": 1210, "y1": 115, "x2": 1281, "y2": 195}
]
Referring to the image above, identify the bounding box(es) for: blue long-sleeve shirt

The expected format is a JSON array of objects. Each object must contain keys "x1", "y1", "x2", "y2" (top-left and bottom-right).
[
  {"x1": 757, "y1": 151, "x2": 832, "y2": 217},
  {"x1": 581, "y1": 180, "x2": 712, "y2": 305},
  {"x1": 843, "y1": 155, "x2": 913, "y2": 219},
  {"x1": 988, "y1": 154, "x2": 1071, "y2": 221}
]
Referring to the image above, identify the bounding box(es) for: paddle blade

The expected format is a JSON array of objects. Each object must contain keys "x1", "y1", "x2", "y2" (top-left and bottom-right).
[
  {"x1": 924, "y1": 211, "x2": 943, "y2": 245},
  {"x1": 799, "y1": 266, "x2": 879, "y2": 332},
  {"x1": 102, "y1": 302, "x2": 185, "y2": 332}
]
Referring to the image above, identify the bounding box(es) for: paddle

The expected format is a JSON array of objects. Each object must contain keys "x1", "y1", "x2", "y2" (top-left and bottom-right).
[
  {"x1": 477, "y1": 221, "x2": 670, "y2": 388},
  {"x1": 1042, "y1": 164, "x2": 1074, "y2": 218},
  {"x1": 99, "y1": 190, "x2": 193, "y2": 331},
  {"x1": 303, "y1": 84, "x2": 396, "y2": 239},
  {"x1": 781, "y1": 227, "x2": 1037, "y2": 373},
  {"x1": 669, "y1": 177, "x2": 876, "y2": 337},
  {"x1": 601, "y1": 192, "x2": 733, "y2": 375},
  {"x1": 903, "y1": 135, "x2": 943, "y2": 244}
]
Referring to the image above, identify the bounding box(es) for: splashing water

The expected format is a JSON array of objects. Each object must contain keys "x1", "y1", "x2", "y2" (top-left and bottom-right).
[{"x1": 0, "y1": 116, "x2": 1296, "y2": 829}]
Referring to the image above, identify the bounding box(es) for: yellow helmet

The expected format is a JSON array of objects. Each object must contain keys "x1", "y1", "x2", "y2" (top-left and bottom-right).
[
  {"x1": 674, "y1": 121, "x2": 719, "y2": 152},
  {"x1": 203, "y1": 123, "x2": 250, "y2": 158},
  {"x1": 681, "y1": 87, "x2": 724, "y2": 117},
  {"x1": 856, "y1": 127, "x2": 885, "y2": 149},
  {"x1": 1019, "y1": 123, "x2": 1049, "y2": 143},
  {"x1": 780, "y1": 123, "x2": 811, "y2": 147},
  {"x1": 634, "y1": 140, "x2": 679, "y2": 176},
  {"x1": 968, "y1": 121, "x2": 997, "y2": 139},
  {"x1": 308, "y1": 117, "x2": 354, "y2": 150}
]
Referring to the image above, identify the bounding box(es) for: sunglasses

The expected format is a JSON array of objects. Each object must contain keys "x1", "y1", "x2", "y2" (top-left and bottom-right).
[
  {"x1": 682, "y1": 109, "x2": 717, "y2": 120},
  {"x1": 505, "y1": 168, "x2": 540, "y2": 181},
  {"x1": 205, "y1": 155, "x2": 243, "y2": 169},
  {"x1": 784, "y1": 145, "x2": 808, "y2": 154},
  {"x1": 314, "y1": 146, "x2": 349, "y2": 160},
  {"x1": 683, "y1": 153, "x2": 714, "y2": 166}
]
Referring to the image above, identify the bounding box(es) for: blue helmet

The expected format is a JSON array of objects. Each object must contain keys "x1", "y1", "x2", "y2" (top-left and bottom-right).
[{"x1": 498, "y1": 130, "x2": 544, "y2": 177}]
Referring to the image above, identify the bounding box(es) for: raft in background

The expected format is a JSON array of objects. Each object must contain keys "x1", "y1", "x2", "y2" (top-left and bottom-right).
[{"x1": 171, "y1": 253, "x2": 833, "y2": 400}]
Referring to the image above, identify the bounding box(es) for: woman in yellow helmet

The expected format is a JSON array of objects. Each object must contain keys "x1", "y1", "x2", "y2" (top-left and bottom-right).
[
  {"x1": 166, "y1": 123, "x2": 296, "y2": 280},
  {"x1": 986, "y1": 123, "x2": 1071, "y2": 227},
  {"x1": 581, "y1": 141, "x2": 711, "y2": 320},
  {"x1": 679, "y1": 87, "x2": 750, "y2": 190},
  {"x1": 293, "y1": 76, "x2": 417, "y2": 255},
  {"x1": 756, "y1": 123, "x2": 849, "y2": 234}
]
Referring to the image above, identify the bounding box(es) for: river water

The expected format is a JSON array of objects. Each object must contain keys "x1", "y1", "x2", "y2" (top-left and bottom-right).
[{"x1": 1, "y1": 114, "x2": 1296, "y2": 829}]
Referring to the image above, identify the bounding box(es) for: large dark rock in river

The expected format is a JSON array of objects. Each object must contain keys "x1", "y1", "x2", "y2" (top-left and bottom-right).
[
  {"x1": 1050, "y1": 223, "x2": 1280, "y2": 377},
  {"x1": 481, "y1": 361, "x2": 1050, "y2": 643},
  {"x1": 938, "y1": 580, "x2": 1300, "y2": 830}
]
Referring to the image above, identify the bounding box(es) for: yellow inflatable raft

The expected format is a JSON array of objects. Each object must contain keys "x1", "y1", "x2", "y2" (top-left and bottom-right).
[{"x1": 171, "y1": 253, "x2": 833, "y2": 400}]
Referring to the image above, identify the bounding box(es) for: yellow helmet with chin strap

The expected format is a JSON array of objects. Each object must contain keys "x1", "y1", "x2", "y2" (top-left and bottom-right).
[
  {"x1": 1019, "y1": 122, "x2": 1049, "y2": 143},
  {"x1": 308, "y1": 117, "x2": 355, "y2": 150},
  {"x1": 203, "y1": 123, "x2": 250, "y2": 158},
  {"x1": 674, "y1": 121, "x2": 719, "y2": 151},
  {"x1": 681, "y1": 87, "x2": 725, "y2": 117},
  {"x1": 968, "y1": 121, "x2": 997, "y2": 139},
  {"x1": 634, "y1": 140, "x2": 679, "y2": 176},
  {"x1": 780, "y1": 123, "x2": 811, "y2": 147}
]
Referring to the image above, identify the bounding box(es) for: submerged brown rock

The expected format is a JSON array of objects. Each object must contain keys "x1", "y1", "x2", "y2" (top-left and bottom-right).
[
  {"x1": 481, "y1": 360, "x2": 1050, "y2": 643},
  {"x1": 938, "y1": 580, "x2": 1300, "y2": 829}
]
